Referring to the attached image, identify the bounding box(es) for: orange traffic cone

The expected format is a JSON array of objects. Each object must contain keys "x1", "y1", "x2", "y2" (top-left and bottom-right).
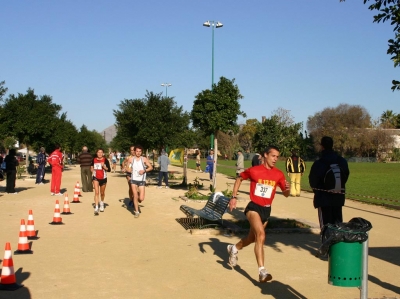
[
  {"x1": 71, "y1": 190, "x2": 81, "y2": 203},
  {"x1": 26, "y1": 210, "x2": 38, "y2": 240},
  {"x1": 49, "y1": 200, "x2": 64, "y2": 225},
  {"x1": 14, "y1": 219, "x2": 33, "y2": 254},
  {"x1": 74, "y1": 181, "x2": 81, "y2": 197},
  {"x1": 61, "y1": 194, "x2": 73, "y2": 215},
  {"x1": 0, "y1": 242, "x2": 23, "y2": 291}
]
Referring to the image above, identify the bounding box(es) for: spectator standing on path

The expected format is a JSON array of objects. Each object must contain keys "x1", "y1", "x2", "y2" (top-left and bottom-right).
[
  {"x1": 236, "y1": 150, "x2": 244, "y2": 178},
  {"x1": 4, "y1": 149, "x2": 19, "y2": 194},
  {"x1": 206, "y1": 149, "x2": 214, "y2": 181},
  {"x1": 227, "y1": 146, "x2": 290, "y2": 283},
  {"x1": 309, "y1": 136, "x2": 350, "y2": 229},
  {"x1": 48, "y1": 144, "x2": 64, "y2": 196},
  {"x1": 78, "y1": 146, "x2": 93, "y2": 192},
  {"x1": 157, "y1": 151, "x2": 170, "y2": 189},
  {"x1": 195, "y1": 151, "x2": 203, "y2": 173},
  {"x1": 251, "y1": 153, "x2": 262, "y2": 167},
  {"x1": 91, "y1": 148, "x2": 111, "y2": 215},
  {"x1": 35, "y1": 147, "x2": 47, "y2": 185},
  {"x1": 285, "y1": 150, "x2": 306, "y2": 197},
  {"x1": 130, "y1": 145, "x2": 153, "y2": 218}
]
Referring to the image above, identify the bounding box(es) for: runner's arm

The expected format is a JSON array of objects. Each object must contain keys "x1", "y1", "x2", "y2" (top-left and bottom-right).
[
  {"x1": 144, "y1": 158, "x2": 153, "y2": 173},
  {"x1": 229, "y1": 177, "x2": 243, "y2": 212}
]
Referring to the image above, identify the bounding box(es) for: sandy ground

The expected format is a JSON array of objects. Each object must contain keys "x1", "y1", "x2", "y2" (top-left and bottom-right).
[{"x1": 0, "y1": 164, "x2": 399, "y2": 299}]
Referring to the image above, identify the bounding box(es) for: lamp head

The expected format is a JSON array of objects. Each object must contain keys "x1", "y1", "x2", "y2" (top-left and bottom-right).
[
  {"x1": 216, "y1": 22, "x2": 223, "y2": 28},
  {"x1": 203, "y1": 21, "x2": 211, "y2": 27}
]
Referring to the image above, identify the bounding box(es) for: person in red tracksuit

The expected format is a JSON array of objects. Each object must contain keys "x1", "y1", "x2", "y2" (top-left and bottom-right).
[{"x1": 48, "y1": 144, "x2": 63, "y2": 196}]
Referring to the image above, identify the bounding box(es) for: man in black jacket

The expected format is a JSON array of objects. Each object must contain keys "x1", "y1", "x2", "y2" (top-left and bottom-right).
[{"x1": 309, "y1": 136, "x2": 349, "y2": 230}]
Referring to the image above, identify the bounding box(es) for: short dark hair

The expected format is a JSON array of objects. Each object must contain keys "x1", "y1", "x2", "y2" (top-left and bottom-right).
[
  {"x1": 135, "y1": 145, "x2": 143, "y2": 151},
  {"x1": 9, "y1": 148, "x2": 16, "y2": 156},
  {"x1": 263, "y1": 146, "x2": 280, "y2": 156},
  {"x1": 321, "y1": 136, "x2": 333, "y2": 150},
  {"x1": 54, "y1": 144, "x2": 60, "y2": 150}
]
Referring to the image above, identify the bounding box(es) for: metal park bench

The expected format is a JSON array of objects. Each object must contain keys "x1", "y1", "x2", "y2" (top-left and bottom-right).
[{"x1": 179, "y1": 193, "x2": 230, "y2": 229}]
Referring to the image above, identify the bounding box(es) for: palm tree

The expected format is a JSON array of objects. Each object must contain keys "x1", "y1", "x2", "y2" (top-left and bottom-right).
[{"x1": 380, "y1": 110, "x2": 397, "y2": 128}]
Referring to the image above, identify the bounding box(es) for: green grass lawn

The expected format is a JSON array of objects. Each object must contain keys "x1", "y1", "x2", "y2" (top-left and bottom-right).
[{"x1": 185, "y1": 159, "x2": 400, "y2": 207}]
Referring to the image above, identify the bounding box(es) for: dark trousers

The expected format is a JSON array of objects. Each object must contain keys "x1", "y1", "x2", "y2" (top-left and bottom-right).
[
  {"x1": 6, "y1": 170, "x2": 16, "y2": 193},
  {"x1": 158, "y1": 171, "x2": 169, "y2": 187},
  {"x1": 81, "y1": 166, "x2": 93, "y2": 192},
  {"x1": 318, "y1": 206, "x2": 343, "y2": 229},
  {"x1": 35, "y1": 165, "x2": 46, "y2": 183}
]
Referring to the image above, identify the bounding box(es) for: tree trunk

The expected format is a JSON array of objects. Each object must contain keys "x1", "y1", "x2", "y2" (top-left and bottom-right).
[{"x1": 182, "y1": 148, "x2": 188, "y2": 186}]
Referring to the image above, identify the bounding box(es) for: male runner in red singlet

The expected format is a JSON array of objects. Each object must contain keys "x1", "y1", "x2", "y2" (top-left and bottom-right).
[{"x1": 227, "y1": 146, "x2": 290, "y2": 282}]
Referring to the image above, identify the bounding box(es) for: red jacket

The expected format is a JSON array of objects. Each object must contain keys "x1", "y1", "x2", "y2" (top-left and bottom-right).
[{"x1": 48, "y1": 149, "x2": 63, "y2": 169}]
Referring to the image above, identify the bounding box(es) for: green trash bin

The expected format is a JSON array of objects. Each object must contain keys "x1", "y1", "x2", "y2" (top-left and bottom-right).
[{"x1": 328, "y1": 241, "x2": 363, "y2": 287}]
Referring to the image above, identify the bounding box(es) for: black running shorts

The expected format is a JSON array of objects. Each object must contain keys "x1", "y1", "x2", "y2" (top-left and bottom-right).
[
  {"x1": 92, "y1": 177, "x2": 107, "y2": 186},
  {"x1": 244, "y1": 201, "x2": 271, "y2": 224}
]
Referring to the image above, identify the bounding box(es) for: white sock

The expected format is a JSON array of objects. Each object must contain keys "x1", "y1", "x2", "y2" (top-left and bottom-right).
[
  {"x1": 95, "y1": 205, "x2": 99, "y2": 209},
  {"x1": 231, "y1": 245, "x2": 238, "y2": 253},
  {"x1": 258, "y1": 266, "x2": 266, "y2": 273},
  {"x1": 100, "y1": 201, "x2": 104, "y2": 206}
]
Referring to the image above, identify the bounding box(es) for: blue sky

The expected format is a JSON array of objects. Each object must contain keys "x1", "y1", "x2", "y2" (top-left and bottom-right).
[{"x1": 1, "y1": 1, "x2": 399, "y2": 134}]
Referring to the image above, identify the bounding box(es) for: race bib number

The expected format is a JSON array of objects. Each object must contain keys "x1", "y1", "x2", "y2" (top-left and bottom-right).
[
  {"x1": 254, "y1": 183, "x2": 273, "y2": 198},
  {"x1": 93, "y1": 163, "x2": 102, "y2": 170}
]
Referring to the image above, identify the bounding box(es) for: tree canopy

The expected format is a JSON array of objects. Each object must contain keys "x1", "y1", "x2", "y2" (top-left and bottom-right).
[
  {"x1": 191, "y1": 77, "x2": 246, "y2": 136},
  {"x1": 253, "y1": 114, "x2": 303, "y2": 157},
  {"x1": 113, "y1": 91, "x2": 191, "y2": 151},
  {"x1": 0, "y1": 81, "x2": 7, "y2": 102},
  {"x1": 0, "y1": 89, "x2": 63, "y2": 151}
]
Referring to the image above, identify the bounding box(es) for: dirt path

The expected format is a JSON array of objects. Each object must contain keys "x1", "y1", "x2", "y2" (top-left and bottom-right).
[{"x1": 0, "y1": 165, "x2": 399, "y2": 298}]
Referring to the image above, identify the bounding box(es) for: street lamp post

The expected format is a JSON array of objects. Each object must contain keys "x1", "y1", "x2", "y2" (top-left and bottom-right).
[
  {"x1": 161, "y1": 83, "x2": 172, "y2": 97},
  {"x1": 203, "y1": 20, "x2": 223, "y2": 89},
  {"x1": 203, "y1": 20, "x2": 223, "y2": 189}
]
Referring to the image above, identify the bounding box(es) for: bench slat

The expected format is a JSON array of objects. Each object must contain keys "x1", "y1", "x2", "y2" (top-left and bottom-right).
[{"x1": 180, "y1": 194, "x2": 230, "y2": 222}]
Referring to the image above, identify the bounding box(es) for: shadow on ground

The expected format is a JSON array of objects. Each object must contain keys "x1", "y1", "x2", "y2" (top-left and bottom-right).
[{"x1": 198, "y1": 237, "x2": 308, "y2": 298}]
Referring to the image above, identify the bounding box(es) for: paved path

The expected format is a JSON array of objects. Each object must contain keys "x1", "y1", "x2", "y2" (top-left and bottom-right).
[{"x1": 0, "y1": 165, "x2": 399, "y2": 299}]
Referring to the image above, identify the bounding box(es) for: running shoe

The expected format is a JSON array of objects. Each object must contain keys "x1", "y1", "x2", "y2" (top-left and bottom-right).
[
  {"x1": 134, "y1": 211, "x2": 140, "y2": 218},
  {"x1": 94, "y1": 208, "x2": 99, "y2": 215},
  {"x1": 227, "y1": 245, "x2": 238, "y2": 267},
  {"x1": 165, "y1": 186, "x2": 169, "y2": 189},
  {"x1": 99, "y1": 203, "x2": 105, "y2": 212},
  {"x1": 259, "y1": 269, "x2": 272, "y2": 283},
  {"x1": 54, "y1": 193, "x2": 63, "y2": 196},
  {"x1": 51, "y1": 193, "x2": 55, "y2": 196},
  {"x1": 157, "y1": 186, "x2": 162, "y2": 189}
]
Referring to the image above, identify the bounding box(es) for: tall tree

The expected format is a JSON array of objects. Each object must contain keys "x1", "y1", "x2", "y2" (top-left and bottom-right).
[
  {"x1": 238, "y1": 118, "x2": 260, "y2": 152},
  {"x1": 113, "y1": 91, "x2": 190, "y2": 152},
  {"x1": 191, "y1": 77, "x2": 246, "y2": 189},
  {"x1": 253, "y1": 115, "x2": 302, "y2": 157},
  {"x1": 341, "y1": 0, "x2": 400, "y2": 91},
  {"x1": 75, "y1": 125, "x2": 107, "y2": 154},
  {"x1": 0, "y1": 80, "x2": 7, "y2": 102},
  {"x1": 380, "y1": 109, "x2": 397, "y2": 128},
  {"x1": 0, "y1": 89, "x2": 65, "y2": 162},
  {"x1": 307, "y1": 104, "x2": 372, "y2": 156}
]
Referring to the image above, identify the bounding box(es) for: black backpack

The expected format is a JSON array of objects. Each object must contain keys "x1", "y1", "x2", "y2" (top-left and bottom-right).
[{"x1": 323, "y1": 160, "x2": 346, "y2": 193}]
